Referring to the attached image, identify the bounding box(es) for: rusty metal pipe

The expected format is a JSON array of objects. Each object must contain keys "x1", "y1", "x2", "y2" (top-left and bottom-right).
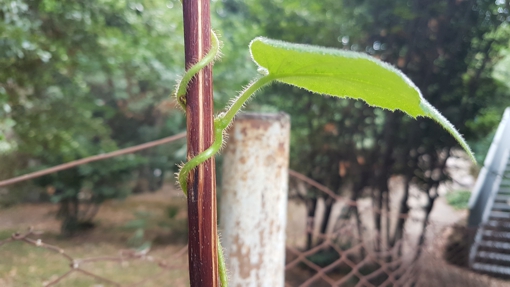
[{"x1": 220, "y1": 112, "x2": 290, "y2": 286}]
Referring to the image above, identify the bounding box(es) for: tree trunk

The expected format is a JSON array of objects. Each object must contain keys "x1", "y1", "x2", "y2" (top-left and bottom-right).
[
  {"x1": 372, "y1": 112, "x2": 398, "y2": 251},
  {"x1": 353, "y1": 206, "x2": 365, "y2": 258},
  {"x1": 59, "y1": 192, "x2": 80, "y2": 236},
  {"x1": 391, "y1": 174, "x2": 411, "y2": 252},
  {"x1": 306, "y1": 197, "x2": 318, "y2": 250},
  {"x1": 414, "y1": 191, "x2": 438, "y2": 262},
  {"x1": 319, "y1": 196, "x2": 335, "y2": 235},
  {"x1": 348, "y1": 173, "x2": 368, "y2": 257},
  {"x1": 384, "y1": 190, "x2": 391, "y2": 251}
]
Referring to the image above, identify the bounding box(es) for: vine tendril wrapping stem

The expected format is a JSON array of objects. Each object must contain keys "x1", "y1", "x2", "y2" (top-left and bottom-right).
[
  {"x1": 174, "y1": 30, "x2": 228, "y2": 287},
  {"x1": 174, "y1": 31, "x2": 220, "y2": 111},
  {"x1": 174, "y1": 28, "x2": 274, "y2": 287}
]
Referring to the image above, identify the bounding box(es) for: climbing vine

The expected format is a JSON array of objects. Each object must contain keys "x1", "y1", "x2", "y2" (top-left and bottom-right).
[{"x1": 174, "y1": 29, "x2": 475, "y2": 286}]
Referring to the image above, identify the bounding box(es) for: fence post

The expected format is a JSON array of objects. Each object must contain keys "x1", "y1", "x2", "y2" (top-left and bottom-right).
[{"x1": 220, "y1": 112, "x2": 290, "y2": 286}]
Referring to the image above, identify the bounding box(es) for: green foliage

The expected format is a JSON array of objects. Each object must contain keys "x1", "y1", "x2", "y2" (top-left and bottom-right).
[
  {"x1": 124, "y1": 211, "x2": 153, "y2": 249},
  {"x1": 446, "y1": 190, "x2": 472, "y2": 210},
  {"x1": 305, "y1": 248, "x2": 341, "y2": 268},
  {"x1": 0, "y1": 0, "x2": 187, "y2": 233},
  {"x1": 166, "y1": 205, "x2": 180, "y2": 219}
]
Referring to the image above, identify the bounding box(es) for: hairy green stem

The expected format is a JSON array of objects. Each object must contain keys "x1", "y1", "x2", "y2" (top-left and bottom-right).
[
  {"x1": 219, "y1": 75, "x2": 275, "y2": 127},
  {"x1": 218, "y1": 239, "x2": 227, "y2": 286},
  {"x1": 179, "y1": 75, "x2": 274, "y2": 192},
  {"x1": 178, "y1": 123, "x2": 223, "y2": 194},
  {"x1": 174, "y1": 31, "x2": 220, "y2": 110},
  {"x1": 177, "y1": 76, "x2": 273, "y2": 286},
  {"x1": 175, "y1": 27, "x2": 275, "y2": 287}
]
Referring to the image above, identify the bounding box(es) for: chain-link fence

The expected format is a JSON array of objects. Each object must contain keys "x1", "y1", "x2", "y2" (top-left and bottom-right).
[
  {"x1": 283, "y1": 170, "x2": 510, "y2": 287},
  {"x1": 1, "y1": 203, "x2": 509, "y2": 286},
  {"x1": 0, "y1": 228, "x2": 188, "y2": 287},
  {"x1": 283, "y1": 210, "x2": 510, "y2": 287},
  {"x1": 0, "y1": 139, "x2": 508, "y2": 286},
  {"x1": 285, "y1": 224, "x2": 417, "y2": 286}
]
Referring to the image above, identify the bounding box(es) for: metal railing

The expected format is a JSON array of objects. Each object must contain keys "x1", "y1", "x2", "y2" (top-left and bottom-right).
[{"x1": 468, "y1": 107, "x2": 510, "y2": 227}]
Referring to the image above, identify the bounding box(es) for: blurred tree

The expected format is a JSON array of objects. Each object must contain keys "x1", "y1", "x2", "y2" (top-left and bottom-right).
[{"x1": 0, "y1": 0, "x2": 186, "y2": 234}]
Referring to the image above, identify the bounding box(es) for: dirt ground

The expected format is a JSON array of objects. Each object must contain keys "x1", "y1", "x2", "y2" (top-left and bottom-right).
[{"x1": 0, "y1": 185, "x2": 189, "y2": 287}]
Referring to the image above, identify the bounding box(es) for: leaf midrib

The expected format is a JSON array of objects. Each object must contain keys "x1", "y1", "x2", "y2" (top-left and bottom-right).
[{"x1": 273, "y1": 73, "x2": 408, "y2": 93}]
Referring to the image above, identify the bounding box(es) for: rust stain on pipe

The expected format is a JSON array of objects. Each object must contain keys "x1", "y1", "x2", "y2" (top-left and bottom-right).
[{"x1": 220, "y1": 112, "x2": 290, "y2": 286}]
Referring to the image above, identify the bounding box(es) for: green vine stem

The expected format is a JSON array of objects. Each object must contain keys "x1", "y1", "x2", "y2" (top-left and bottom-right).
[
  {"x1": 174, "y1": 29, "x2": 273, "y2": 287},
  {"x1": 174, "y1": 31, "x2": 220, "y2": 111},
  {"x1": 177, "y1": 118, "x2": 223, "y2": 194},
  {"x1": 177, "y1": 74, "x2": 274, "y2": 193},
  {"x1": 217, "y1": 239, "x2": 227, "y2": 287},
  {"x1": 177, "y1": 72, "x2": 273, "y2": 287}
]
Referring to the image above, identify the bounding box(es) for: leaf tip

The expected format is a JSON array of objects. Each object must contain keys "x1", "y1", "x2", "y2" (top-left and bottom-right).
[{"x1": 420, "y1": 101, "x2": 477, "y2": 163}]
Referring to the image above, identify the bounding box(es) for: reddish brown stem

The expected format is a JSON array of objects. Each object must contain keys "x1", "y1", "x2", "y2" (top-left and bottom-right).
[{"x1": 182, "y1": 0, "x2": 218, "y2": 286}]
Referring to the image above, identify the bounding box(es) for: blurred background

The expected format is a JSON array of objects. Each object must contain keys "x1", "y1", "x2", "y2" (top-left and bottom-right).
[{"x1": 1, "y1": 0, "x2": 510, "y2": 286}]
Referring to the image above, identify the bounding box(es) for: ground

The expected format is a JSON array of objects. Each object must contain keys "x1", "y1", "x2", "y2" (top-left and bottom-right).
[
  {"x1": 1, "y1": 156, "x2": 510, "y2": 287},
  {"x1": 0, "y1": 185, "x2": 190, "y2": 287}
]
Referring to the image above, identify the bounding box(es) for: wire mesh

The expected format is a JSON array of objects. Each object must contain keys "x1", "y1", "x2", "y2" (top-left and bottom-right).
[
  {"x1": 2, "y1": 171, "x2": 508, "y2": 286},
  {"x1": 1, "y1": 209, "x2": 508, "y2": 286},
  {"x1": 0, "y1": 228, "x2": 188, "y2": 287},
  {"x1": 283, "y1": 171, "x2": 510, "y2": 287}
]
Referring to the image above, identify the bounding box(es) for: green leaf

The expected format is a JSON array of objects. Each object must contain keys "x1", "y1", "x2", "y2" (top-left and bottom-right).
[{"x1": 249, "y1": 37, "x2": 475, "y2": 162}]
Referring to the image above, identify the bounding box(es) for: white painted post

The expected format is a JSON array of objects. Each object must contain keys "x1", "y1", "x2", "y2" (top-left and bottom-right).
[{"x1": 220, "y1": 112, "x2": 290, "y2": 287}]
